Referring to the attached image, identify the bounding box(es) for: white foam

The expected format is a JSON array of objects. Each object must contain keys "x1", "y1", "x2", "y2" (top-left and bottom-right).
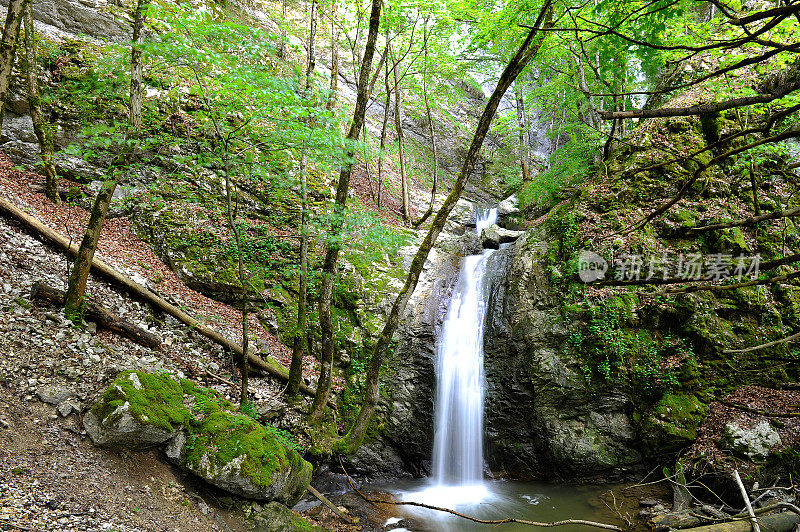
[{"x1": 403, "y1": 483, "x2": 493, "y2": 508}]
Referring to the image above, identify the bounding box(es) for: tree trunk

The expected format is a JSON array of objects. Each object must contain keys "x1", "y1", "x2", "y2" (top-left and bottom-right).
[
  {"x1": 129, "y1": 0, "x2": 148, "y2": 136},
  {"x1": 222, "y1": 152, "x2": 250, "y2": 405},
  {"x1": 514, "y1": 79, "x2": 530, "y2": 180},
  {"x1": 376, "y1": 38, "x2": 390, "y2": 208},
  {"x1": 391, "y1": 49, "x2": 411, "y2": 223},
  {"x1": 23, "y1": 4, "x2": 58, "y2": 204},
  {"x1": 366, "y1": 43, "x2": 387, "y2": 102},
  {"x1": 279, "y1": 0, "x2": 287, "y2": 59},
  {"x1": 288, "y1": 0, "x2": 317, "y2": 398},
  {"x1": 0, "y1": 0, "x2": 28, "y2": 132},
  {"x1": 338, "y1": 1, "x2": 553, "y2": 453},
  {"x1": 678, "y1": 512, "x2": 799, "y2": 532},
  {"x1": 64, "y1": 178, "x2": 118, "y2": 319},
  {"x1": 351, "y1": 6, "x2": 365, "y2": 81},
  {"x1": 603, "y1": 93, "x2": 621, "y2": 161},
  {"x1": 308, "y1": 0, "x2": 382, "y2": 424},
  {"x1": 326, "y1": 0, "x2": 338, "y2": 111},
  {"x1": 412, "y1": 20, "x2": 437, "y2": 228},
  {"x1": 750, "y1": 164, "x2": 761, "y2": 217},
  {"x1": 64, "y1": 0, "x2": 147, "y2": 320}
]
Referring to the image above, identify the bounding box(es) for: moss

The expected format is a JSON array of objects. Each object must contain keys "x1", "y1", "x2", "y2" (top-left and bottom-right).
[
  {"x1": 92, "y1": 371, "x2": 188, "y2": 431},
  {"x1": 667, "y1": 208, "x2": 698, "y2": 229},
  {"x1": 93, "y1": 372, "x2": 311, "y2": 497},
  {"x1": 708, "y1": 227, "x2": 750, "y2": 254},
  {"x1": 642, "y1": 393, "x2": 709, "y2": 455},
  {"x1": 184, "y1": 410, "x2": 307, "y2": 489},
  {"x1": 656, "y1": 394, "x2": 708, "y2": 428}
]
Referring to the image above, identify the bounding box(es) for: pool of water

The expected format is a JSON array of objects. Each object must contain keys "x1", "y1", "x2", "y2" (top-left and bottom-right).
[{"x1": 371, "y1": 479, "x2": 633, "y2": 532}]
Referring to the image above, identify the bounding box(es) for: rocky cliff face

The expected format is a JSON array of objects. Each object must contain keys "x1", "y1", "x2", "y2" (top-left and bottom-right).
[
  {"x1": 0, "y1": 0, "x2": 127, "y2": 42},
  {"x1": 343, "y1": 209, "x2": 477, "y2": 477},
  {"x1": 483, "y1": 229, "x2": 641, "y2": 479}
]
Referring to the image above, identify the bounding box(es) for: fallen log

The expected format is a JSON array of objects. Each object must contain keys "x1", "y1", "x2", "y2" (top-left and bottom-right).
[
  {"x1": 677, "y1": 511, "x2": 800, "y2": 532},
  {"x1": 31, "y1": 281, "x2": 160, "y2": 349},
  {"x1": 307, "y1": 485, "x2": 354, "y2": 524},
  {"x1": 0, "y1": 197, "x2": 324, "y2": 401}
]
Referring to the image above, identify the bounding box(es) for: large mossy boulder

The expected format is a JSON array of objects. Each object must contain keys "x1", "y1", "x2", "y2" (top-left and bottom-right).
[
  {"x1": 84, "y1": 371, "x2": 186, "y2": 447},
  {"x1": 165, "y1": 414, "x2": 312, "y2": 505},
  {"x1": 85, "y1": 371, "x2": 312, "y2": 504}
]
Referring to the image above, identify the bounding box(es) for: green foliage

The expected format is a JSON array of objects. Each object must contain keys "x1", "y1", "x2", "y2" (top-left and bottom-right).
[
  {"x1": 570, "y1": 297, "x2": 685, "y2": 399},
  {"x1": 768, "y1": 448, "x2": 800, "y2": 477},
  {"x1": 264, "y1": 423, "x2": 304, "y2": 453}
]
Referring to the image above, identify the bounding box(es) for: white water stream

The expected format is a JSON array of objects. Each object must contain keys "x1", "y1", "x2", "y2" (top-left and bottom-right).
[
  {"x1": 431, "y1": 208, "x2": 497, "y2": 487},
  {"x1": 387, "y1": 207, "x2": 625, "y2": 531},
  {"x1": 407, "y1": 208, "x2": 498, "y2": 507}
]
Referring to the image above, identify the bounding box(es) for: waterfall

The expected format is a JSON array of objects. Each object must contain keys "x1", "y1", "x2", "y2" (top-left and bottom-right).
[
  {"x1": 475, "y1": 207, "x2": 498, "y2": 234},
  {"x1": 429, "y1": 207, "x2": 497, "y2": 500}
]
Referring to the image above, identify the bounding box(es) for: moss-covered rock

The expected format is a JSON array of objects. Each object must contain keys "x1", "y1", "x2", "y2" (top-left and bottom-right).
[
  {"x1": 642, "y1": 394, "x2": 709, "y2": 454},
  {"x1": 251, "y1": 502, "x2": 331, "y2": 532},
  {"x1": 165, "y1": 413, "x2": 312, "y2": 505},
  {"x1": 83, "y1": 371, "x2": 186, "y2": 447},
  {"x1": 85, "y1": 371, "x2": 312, "y2": 504}
]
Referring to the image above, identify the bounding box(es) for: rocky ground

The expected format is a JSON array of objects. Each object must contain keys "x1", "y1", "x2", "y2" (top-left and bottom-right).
[
  {"x1": 0, "y1": 211, "x2": 386, "y2": 531},
  {"x1": 0, "y1": 214, "x2": 255, "y2": 530},
  {"x1": 0, "y1": 154, "x2": 302, "y2": 380}
]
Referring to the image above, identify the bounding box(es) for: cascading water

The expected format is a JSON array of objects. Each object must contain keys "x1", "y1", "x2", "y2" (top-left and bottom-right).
[
  {"x1": 391, "y1": 206, "x2": 618, "y2": 530},
  {"x1": 432, "y1": 208, "x2": 497, "y2": 485},
  {"x1": 419, "y1": 207, "x2": 498, "y2": 505}
]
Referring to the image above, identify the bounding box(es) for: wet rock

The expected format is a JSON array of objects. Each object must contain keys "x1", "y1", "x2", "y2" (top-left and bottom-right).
[
  {"x1": 722, "y1": 420, "x2": 782, "y2": 460},
  {"x1": 481, "y1": 224, "x2": 524, "y2": 249},
  {"x1": 436, "y1": 231, "x2": 482, "y2": 256},
  {"x1": 251, "y1": 501, "x2": 323, "y2": 532},
  {"x1": 369, "y1": 231, "x2": 463, "y2": 477},
  {"x1": 483, "y1": 229, "x2": 641, "y2": 478}
]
